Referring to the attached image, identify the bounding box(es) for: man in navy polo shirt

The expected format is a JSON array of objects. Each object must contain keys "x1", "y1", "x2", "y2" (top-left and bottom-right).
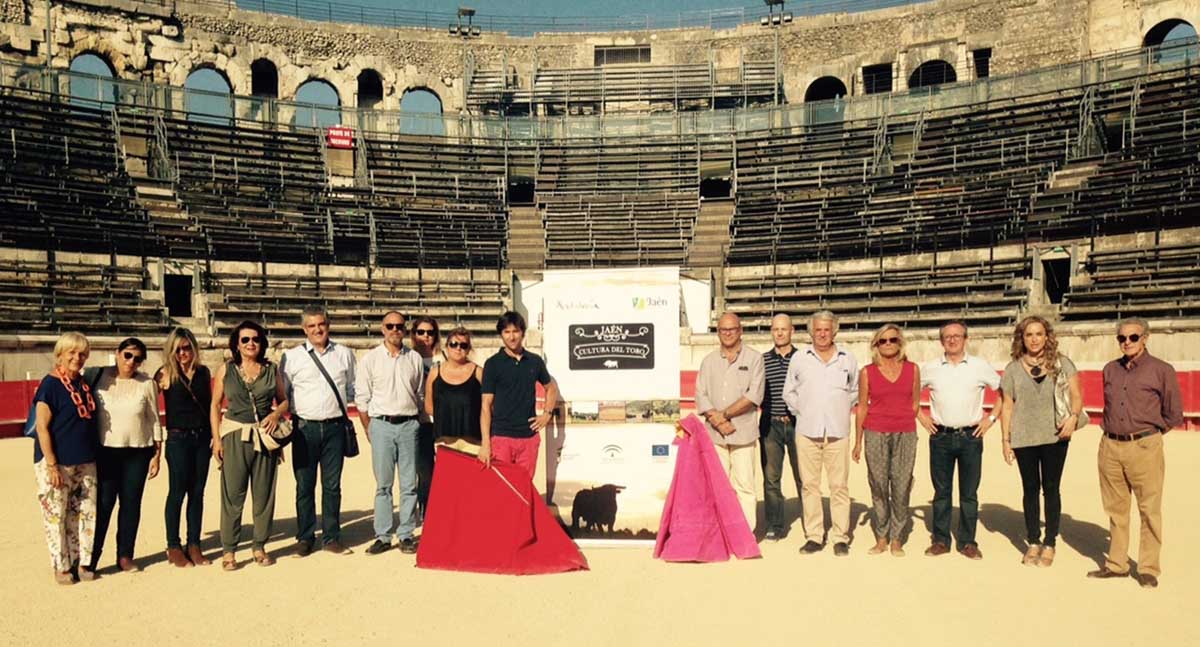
[{"x1": 480, "y1": 311, "x2": 559, "y2": 480}]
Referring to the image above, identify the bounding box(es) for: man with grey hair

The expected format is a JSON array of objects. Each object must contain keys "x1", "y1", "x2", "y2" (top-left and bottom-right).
[
  {"x1": 760, "y1": 312, "x2": 802, "y2": 541},
  {"x1": 695, "y1": 312, "x2": 765, "y2": 530},
  {"x1": 280, "y1": 305, "x2": 358, "y2": 556},
  {"x1": 783, "y1": 310, "x2": 858, "y2": 556},
  {"x1": 1089, "y1": 317, "x2": 1182, "y2": 588}
]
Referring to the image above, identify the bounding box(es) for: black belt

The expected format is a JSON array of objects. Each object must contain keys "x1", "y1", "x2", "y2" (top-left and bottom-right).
[
  {"x1": 936, "y1": 425, "x2": 975, "y2": 434},
  {"x1": 297, "y1": 416, "x2": 345, "y2": 425},
  {"x1": 1105, "y1": 429, "x2": 1160, "y2": 442},
  {"x1": 374, "y1": 414, "x2": 418, "y2": 424},
  {"x1": 771, "y1": 415, "x2": 795, "y2": 421}
]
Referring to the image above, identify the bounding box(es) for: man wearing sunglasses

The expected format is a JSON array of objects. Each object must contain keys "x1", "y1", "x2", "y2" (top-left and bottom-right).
[
  {"x1": 1089, "y1": 317, "x2": 1182, "y2": 588},
  {"x1": 355, "y1": 311, "x2": 426, "y2": 555},
  {"x1": 280, "y1": 305, "x2": 357, "y2": 557},
  {"x1": 917, "y1": 320, "x2": 1002, "y2": 560}
]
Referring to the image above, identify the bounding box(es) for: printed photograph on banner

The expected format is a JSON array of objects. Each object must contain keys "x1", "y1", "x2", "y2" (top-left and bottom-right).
[{"x1": 624, "y1": 400, "x2": 679, "y2": 423}]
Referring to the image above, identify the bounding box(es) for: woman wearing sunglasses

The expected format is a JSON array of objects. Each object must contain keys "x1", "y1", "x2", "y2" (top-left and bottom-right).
[
  {"x1": 424, "y1": 327, "x2": 484, "y2": 455},
  {"x1": 88, "y1": 337, "x2": 163, "y2": 574},
  {"x1": 155, "y1": 327, "x2": 213, "y2": 568},
  {"x1": 852, "y1": 324, "x2": 921, "y2": 557},
  {"x1": 32, "y1": 332, "x2": 101, "y2": 585},
  {"x1": 210, "y1": 320, "x2": 289, "y2": 570},
  {"x1": 999, "y1": 315, "x2": 1082, "y2": 568},
  {"x1": 410, "y1": 316, "x2": 441, "y2": 517}
]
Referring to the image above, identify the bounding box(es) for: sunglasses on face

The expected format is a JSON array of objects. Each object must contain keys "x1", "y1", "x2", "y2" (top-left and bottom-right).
[
  {"x1": 175, "y1": 345, "x2": 193, "y2": 354},
  {"x1": 240, "y1": 336, "x2": 263, "y2": 345},
  {"x1": 122, "y1": 351, "x2": 145, "y2": 364},
  {"x1": 414, "y1": 328, "x2": 435, "y2": 337},
  {"x1": 383, "y1": 323, "x2": 406, "y2": 332},
  {"x1": 1117, "y1": 334, "x2": 1142, "y2": 344},
  {"x1": 876, "y1": 337, "x2": 900, "y2": 346},
  {"x1": 447, "y1": 340, "x2": 470, "y2": 350}
]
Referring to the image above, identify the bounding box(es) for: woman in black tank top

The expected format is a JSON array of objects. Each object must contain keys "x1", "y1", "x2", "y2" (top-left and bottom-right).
[{"x1": 424, "y1": 328, "x2": 483, "y2": 445}]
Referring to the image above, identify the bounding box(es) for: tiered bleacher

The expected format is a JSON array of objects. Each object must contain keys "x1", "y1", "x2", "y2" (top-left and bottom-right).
[
  {"x1": 0, "y1": 256, "x2": 168, "y2": 334},
  {"x1": 1061, "y1": 242, "x2": 1200, "y2": 320},
  {"x1": 538, "y1": 137, "x2": 701, "y2": 267}
]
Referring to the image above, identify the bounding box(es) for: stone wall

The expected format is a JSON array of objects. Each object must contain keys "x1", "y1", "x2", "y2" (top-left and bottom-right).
[{"x1": 0, "y1": 0, "x2": 1196, "y2": 112}]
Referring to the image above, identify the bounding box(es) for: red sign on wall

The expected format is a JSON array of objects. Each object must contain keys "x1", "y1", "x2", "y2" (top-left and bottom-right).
[{"x1": 326, "y1": 126, "x2": 354, "y2": 149}]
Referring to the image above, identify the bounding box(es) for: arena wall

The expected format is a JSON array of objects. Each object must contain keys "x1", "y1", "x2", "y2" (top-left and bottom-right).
[{"x1": 1, "y1": 0, "x2": 1195, "y2": 114}]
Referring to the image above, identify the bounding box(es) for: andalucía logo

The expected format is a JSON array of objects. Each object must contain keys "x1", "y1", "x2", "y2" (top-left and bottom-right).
[
  {"x1": 568, "y1": 323, "x2": 655, "y2": 370},
  {"x1": 601, "y1": 444, "x2": 624, "y2": 463}
]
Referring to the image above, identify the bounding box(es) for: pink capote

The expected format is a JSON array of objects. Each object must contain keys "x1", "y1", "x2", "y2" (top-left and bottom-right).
[
  {"x1": 654, "y1": 414, "x2": 761, "y2": 562},
  {"x1": 415, "y1": 447, "x2": 589, "y2": 575}
]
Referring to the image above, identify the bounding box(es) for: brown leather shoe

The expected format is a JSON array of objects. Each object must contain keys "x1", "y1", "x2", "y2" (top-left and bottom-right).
[
  {"x1": 1136, "y1": 573, "x2": 1159, "y2": 589},
  {"x1": 925, "y1": 542, "x2": 950, "y2": 557},
  {"x1": 167, "y1": 547, "x2": 193, "y2": 568},
  {"x1": 323, "y1": 540, "x2": 352, "y2": 555},
  {"x1": 187, "y1": 544, "x2": 211, "y2": 566},
  {"x1": 118, "y1": 557, "x2": 141, "y2": 573},
  {"x1": 959, "y1": 544, "x2": 983, "y2": 560},
  {"x1": 1087, "y1": 567, "x2": 1130, "y2": 579}
]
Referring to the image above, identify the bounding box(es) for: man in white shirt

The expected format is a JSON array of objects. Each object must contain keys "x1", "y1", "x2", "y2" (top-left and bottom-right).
[
  {"x1": 355, "y1": 311, "x2": 425, "y2": 555},
  {"x1": 783, "y1": 310, "x2": 858, "y2": 556},
  {"x1": 917, "y1": 320, "x2": 1002, "y2": 560},
  {"x1": 281, "y1": 305, "x2": 358, "y2": 556}
]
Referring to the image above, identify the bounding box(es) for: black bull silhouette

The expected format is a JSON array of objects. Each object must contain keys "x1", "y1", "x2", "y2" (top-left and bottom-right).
[{"x1": 571, "y1": 484, "x2": 626, "y2": 533}]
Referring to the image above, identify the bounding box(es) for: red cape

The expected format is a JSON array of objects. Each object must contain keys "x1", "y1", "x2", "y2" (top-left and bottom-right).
[
  {"x1": 416, "y1": 447, "x2": 589, "y2": 575},
  {"x1": 654, "y1": 415, "x2": 761, "y2": 562}
]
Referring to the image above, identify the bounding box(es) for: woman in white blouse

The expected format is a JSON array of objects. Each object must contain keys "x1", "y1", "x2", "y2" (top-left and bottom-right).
[{"x1": 89, "y1": 338, "x2": 163, "y2": 573}]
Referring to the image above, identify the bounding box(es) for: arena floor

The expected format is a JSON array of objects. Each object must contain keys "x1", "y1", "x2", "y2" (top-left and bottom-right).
[{"x1": 2, "y1": 427, "x2": 1196, "y2": 647}]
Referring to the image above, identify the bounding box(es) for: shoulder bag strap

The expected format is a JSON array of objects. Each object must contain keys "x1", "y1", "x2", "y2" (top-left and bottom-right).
[{"x1": 306, "y1": 348, "x2": 350, "y2": 420}]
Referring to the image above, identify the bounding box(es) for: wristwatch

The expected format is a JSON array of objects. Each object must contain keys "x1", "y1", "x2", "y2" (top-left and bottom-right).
[{"x1": 988, "y1": 414, "x2": 998, "y2": 424}]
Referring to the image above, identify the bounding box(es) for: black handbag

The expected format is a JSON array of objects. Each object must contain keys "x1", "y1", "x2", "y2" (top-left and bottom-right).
[{"x1": 306, "y1": 348, "x2": 359, "y2": 458}]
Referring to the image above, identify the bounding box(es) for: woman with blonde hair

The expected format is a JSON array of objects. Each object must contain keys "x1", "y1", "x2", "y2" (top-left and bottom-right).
[
  {"x1": 999, "y1": 315, "x2": 1083, "y2": 567},
  {"x1": 852, "y1": 323, "x2": 920, "y2": 556},
  {"x1": 31, "y1": 332, "x2": 100, "y2": 584},
  {"x1": 155, "y1": 327, "x2": 213, "y2": 568}
]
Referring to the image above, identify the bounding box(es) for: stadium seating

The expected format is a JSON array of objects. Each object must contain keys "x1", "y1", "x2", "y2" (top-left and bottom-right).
[
  {"x1": 0, "y1": 256, "x2": 168, "y2": 334},
  {"x1": 1061, "y1": 242, "x2": 1200, "y2": 320}
]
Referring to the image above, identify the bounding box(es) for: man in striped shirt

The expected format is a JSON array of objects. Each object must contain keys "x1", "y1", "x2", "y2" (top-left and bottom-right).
[{"x1": 760, "y1": 313, "x2": 802, "y2": 541}]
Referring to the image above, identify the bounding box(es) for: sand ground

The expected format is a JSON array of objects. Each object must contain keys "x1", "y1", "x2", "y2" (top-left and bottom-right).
[{"x1": 2, "y1": 427, "x2": 1197, "y2": 647}]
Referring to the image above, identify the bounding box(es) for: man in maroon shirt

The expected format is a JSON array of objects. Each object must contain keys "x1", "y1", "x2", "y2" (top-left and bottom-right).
[{"x1": 1088, "y1": 317, "x2": 1183, "y2": 589}]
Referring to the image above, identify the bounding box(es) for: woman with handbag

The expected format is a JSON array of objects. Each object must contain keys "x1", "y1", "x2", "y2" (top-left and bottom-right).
[
  {"x1": 90, "y1": 337, "x2": 163, "y2": 574},
  {"x1": 210, "y1": 320, "x2": 290, "y2": 570},
  {"x1": 156, "y1": 327, "x2": 213, "y2": 568},
  {"x1": 31, "y1": 332, "x2": 101, "y2": 585},
  {"x1": 999, "y1": 315, "x2": 1084, "y2": 568}
]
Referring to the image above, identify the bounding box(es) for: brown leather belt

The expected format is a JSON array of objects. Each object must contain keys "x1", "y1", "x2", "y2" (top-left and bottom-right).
[{"x1": 1104, "y1": 429, "x2": 1159, "y2": 442}]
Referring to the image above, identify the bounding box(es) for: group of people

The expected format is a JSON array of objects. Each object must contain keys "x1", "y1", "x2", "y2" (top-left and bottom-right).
[
  {"x1": 28, "y1": 306, "x2": 1181, "y2": 589},
  {"x1": 696, "y1": 311, "x2": 1181, "y2": 588},
  {"x1": 30, "y1": 308, "x2": 555, "y2": 584}
]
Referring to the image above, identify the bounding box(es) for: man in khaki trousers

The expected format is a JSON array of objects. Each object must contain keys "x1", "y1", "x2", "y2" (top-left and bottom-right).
[{"x1": 1089, "y1": 317, "x2": 1183, "y2": 589}]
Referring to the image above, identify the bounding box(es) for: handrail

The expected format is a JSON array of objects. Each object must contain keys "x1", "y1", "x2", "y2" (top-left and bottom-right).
[{"x1": 0, "y1": 37, "x2": 1195, "y2": 141}]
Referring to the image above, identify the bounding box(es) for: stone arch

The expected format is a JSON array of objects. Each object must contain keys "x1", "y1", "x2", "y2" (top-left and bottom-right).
[
  {"x1": 908, "y1": 60, "x2": 957, "y2": 89},
  {"x1": 184, "y1": 66, "x2": 234, "y2": 124},
  {"x1": 1144, "y1": 18, "x2": 1196, "y2": 47},
  {"x1": 357, "y1": 68, "x2": 385, "y2": 109},
  {"x1": 251, "y1": 58, "x2": 279, "y2": 98},
  {"x1": 60, "y1": 32, "x2": 136, "y2": 78},
  {"x1": 293, "y1": 78, "x2": 342, "y2": 128},
  {"x1": 804, "y1": 76, "x2": 848, "y2": 103},
  {"x1": 68, "y1": 52, "x2": 118, "y2": 107},
  {"x1": 166, "y1": 51, "x2": 250, "y2": 97},
  {"x1": 399, "y1": 86, "x2": 445, "y2": 136}
]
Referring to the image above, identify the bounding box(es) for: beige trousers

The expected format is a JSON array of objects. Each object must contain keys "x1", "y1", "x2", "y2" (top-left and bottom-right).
[
  {"x1": 715, "y1": 441, "x2": 758, "y2": 531},
  {"x1": 1099, "y1": 433, "x2": 1165, "y2": 577},
  {"x1": 797, "y1": 435, "x2": 851, "y2": 544}
]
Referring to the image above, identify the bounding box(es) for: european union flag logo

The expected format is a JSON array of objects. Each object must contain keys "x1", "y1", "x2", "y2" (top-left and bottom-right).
[{"x1": 651, "y1": 445, "x2": 670, "y2": 457}]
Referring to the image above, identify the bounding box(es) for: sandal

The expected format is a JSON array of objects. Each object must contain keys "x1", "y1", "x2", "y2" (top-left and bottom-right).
[
  {"x1": 1022, "y1": 543, "x2": 1042, "y2": 566},
  {"x1": 221, "y1": 553, "x2": 238, "y2": 571},
  {"x1": 890, "y1": 541, "x2": 906, "y2": 557},
  {"x1": 1038, "y1": 546, "x2": 1055, "y2": 568},
  {"x1": 252, "y1": 550, "x2": 275, "y2": 567}
]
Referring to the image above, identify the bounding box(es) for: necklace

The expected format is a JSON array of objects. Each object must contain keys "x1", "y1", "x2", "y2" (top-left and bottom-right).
[
  {"x1": 54, "y1": 366, "x2": 96, "y2": 419},
  {"x1": 1022, "y1": 356, "x2": 1044, "y2": 377}
]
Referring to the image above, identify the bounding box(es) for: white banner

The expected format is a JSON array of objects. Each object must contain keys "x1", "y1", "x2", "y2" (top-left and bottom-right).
[{"x1": 541, "y1": 267, "x2": 681, "y2": 402}]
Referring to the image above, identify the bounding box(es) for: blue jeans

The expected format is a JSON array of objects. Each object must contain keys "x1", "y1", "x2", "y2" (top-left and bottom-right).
[
  {"x1": 292, "y1": 418, "x2": 346, "y2": 545},
  {"x1": 370, "y1": 418, "x2": 419, "y2": 542},
  {"x1": 929, "y1": 430, "x2": 983, "y2": 547}
]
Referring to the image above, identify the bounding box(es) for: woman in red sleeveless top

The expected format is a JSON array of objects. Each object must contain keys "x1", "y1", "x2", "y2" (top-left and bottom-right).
[{"x1": 852, "y1": 324, "x2": 921, "y2": 556}]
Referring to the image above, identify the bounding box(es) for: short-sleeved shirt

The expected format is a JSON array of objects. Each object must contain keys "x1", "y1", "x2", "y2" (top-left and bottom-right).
[
  {"x1": 921, "y1": 354, "x2": 1001, "y2": 428},
  {"x1": 482, "y1": 349, "x2": 551, "y2": 439},
  {"x1": 695, "y1": 345, "x2": 765, "y2": 447},
  {"x1": 1000, "y1": 356, "x2": 1077, "y2": 449},
  {"x1": 32, "y1": 374, "x2": 99, "y2": 465}
]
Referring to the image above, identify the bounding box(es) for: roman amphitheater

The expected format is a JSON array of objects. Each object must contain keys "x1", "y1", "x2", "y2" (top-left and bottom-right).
[{"x1": 0, "y1": 1, "x2": 1197, "y2": 644}]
